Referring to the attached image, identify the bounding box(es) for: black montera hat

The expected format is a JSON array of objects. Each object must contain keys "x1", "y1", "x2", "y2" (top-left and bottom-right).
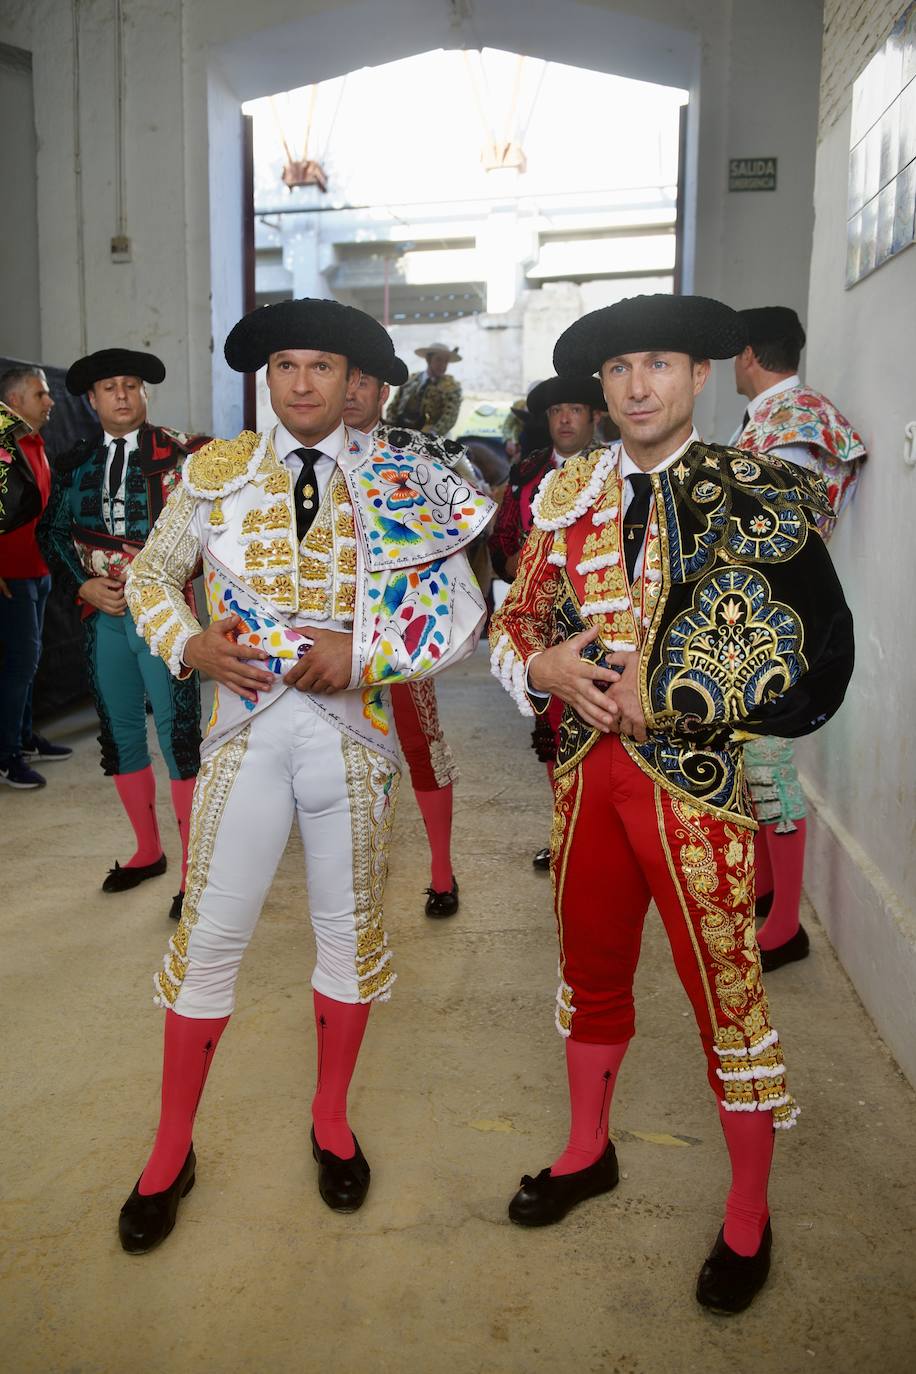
[
  {"x1": 65, "y1": 349, "x2": 166, "y2": 396},
  {"x1": 554, "y1": 295, "x2": 747, "y2": 376},
  {"x1": 526, "y1": 375, "x2": 606, "y2": 416},
  {"x1": 364, "y1": 355, "x2": 409, "y2": 386},
  {"x1": 738, "y1": 306, "x2": 806, "y2": 351},
  {"x1": 224, "y1": 298, "x2": 399, "y2": 377}
]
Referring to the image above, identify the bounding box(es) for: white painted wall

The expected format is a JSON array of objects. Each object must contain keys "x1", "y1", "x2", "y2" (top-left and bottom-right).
[
  {"x1": 800, "y1": 69, "x2": 916, "y2": 1084},
  {"x1": 0, "y1": 0, "x2": 825, "y2": 438},
  {"x1": 0, "y1": 45, "x2": 41, "y2": 361}
]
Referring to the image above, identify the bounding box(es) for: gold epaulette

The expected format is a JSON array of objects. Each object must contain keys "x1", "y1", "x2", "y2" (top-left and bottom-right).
[
  {"x1": 182, "y1": 431, "x2": 261, "y2": 500},
  {"x1": 532, "y1": 447, "x2": 615, "y2": 531}
]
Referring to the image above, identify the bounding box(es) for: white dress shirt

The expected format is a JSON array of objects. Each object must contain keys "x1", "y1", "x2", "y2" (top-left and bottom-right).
[
  {"x1": 730, "y1": 375, "x2": 816, "y2": 474},
  {"x1": 102, "y1": 428, "x2": 140, "y2": 536},
  {"x1": 272, "y1": 419, "x2": 345, "y2": 499},
  {"x1": 620, "y1": 427, "x2": 699, "y2": 580}
]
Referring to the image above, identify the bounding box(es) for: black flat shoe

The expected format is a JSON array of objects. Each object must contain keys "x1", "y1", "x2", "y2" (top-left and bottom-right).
[
  {"x1": 508, "y1": 1141, "x2": 619, "y2": 1226},
  {"x1": 310, "y1": 1127, "x2": 370, "y2": 1212},
  {"x1": 118, "y1": 1146, "x2": 196, "y2": 1254},
  {"x1": 102, "y1": 854, "x2": 167, "y2": 893},
  {"x1": 760, "y1": 924, "x2": 809, "y2": 972},
  {"x1": 425, "y1": 877, "x2": 459, "y2": 918},
  {"x1": 696, "y1": 1219, "x2": 772, "y2": 1313},
  {"x1": 755, "y1": 891, "x2": 773, "y2": 922},
  {"x1": 169, "y1": 891, "x2": 184, "y2": 921},
  {"x1": 532, "y1": 847, "x2": 551, "y2": 870}
]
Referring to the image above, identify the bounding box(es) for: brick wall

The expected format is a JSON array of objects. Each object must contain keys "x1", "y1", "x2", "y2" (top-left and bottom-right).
[{"x1": 819, "y1": 0, "x2": 906, "y2": 133}]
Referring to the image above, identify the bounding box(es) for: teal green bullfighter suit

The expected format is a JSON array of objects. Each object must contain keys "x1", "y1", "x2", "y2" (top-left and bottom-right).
[{"x1": 40, "y1": 419, "x2": 209, "y2": 911}]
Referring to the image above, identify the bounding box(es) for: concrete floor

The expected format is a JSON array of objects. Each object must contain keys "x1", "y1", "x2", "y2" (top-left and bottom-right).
[{"x1": 2, "y1": 645, "x2": 915, "y2": 1374}]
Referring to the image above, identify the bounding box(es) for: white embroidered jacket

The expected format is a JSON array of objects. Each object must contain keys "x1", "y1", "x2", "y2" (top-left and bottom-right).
[{"x1": 125, "y1": 425, "x2": 492, "y2": 764}]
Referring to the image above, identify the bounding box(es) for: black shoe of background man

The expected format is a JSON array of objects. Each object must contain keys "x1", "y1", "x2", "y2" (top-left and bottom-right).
[
  {"x1": 169, "y1": 891, "x2": 184, "y2": 922},
  {"x1": 508, "y1": 1141, "x2": 619, "y2": 1227},
  {"x1": 22, "y1": 732, "x2": 73, "y2": 762},
  {"x1": 760, "y1": 924, "x2": 810, "y2": 973},
  {"x1": 102, "y1": 854, "x2": 168, "y2": 893},
  {"x1": 696, "y1": 1219, "x2": 772, "y2": 1314},
  {"x1": 425, "y1": 877, "x2": 459, "y2": 918},
  {"x1": 119, "y1": 1146, "x2": 196, "y2": 1254},
  {"x1": 310, "y1": 1127, "x2": 371, "y2": 1212},
  {"x1": 532, "y1": 847, "x2": 551, "y2": 870}
]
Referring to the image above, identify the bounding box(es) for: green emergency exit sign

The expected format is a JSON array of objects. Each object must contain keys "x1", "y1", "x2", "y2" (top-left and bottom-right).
[{"x1": 729, "y1": 158, "x2": 778, "y2": 191}]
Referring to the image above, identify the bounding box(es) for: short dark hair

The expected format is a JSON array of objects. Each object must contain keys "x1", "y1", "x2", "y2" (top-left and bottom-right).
[
  {"x1": 0, "y1": 365, "x2": 45, "y2": 403},
  {"x1": 750, "y1": 339, "x2": 802, "y2": 373}
]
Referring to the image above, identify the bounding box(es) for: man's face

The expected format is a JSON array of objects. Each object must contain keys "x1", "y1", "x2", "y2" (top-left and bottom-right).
[
  {"x1": 425, "y1": 350, "x2": 450, "y2": 378},
  {"x1": 343, "y1": 374, "x2": 389, "y2": 433},
  {"x1": 599, "y1": 352, "x2": 709, "y2": 456},
  {"x1": 267, "y1": 350, "x2": 356, "y2": 444},
  {"x1": 88, "y1": 375, "x2": 148, "y2": 435},
  {"x1": 546, "y1": 401, "x2": 595, "y2": 458},
  {"x1": 9, "y1": 371, "x2": 53, "y2": 431}
]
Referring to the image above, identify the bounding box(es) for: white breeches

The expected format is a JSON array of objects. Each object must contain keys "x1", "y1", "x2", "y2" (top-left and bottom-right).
[{"x1": 154, "y1": 689, "x2": 400, "y2": 1018}]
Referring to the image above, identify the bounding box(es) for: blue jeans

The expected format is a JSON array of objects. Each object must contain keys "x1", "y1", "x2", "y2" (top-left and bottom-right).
[{"x1": 0, "y1": 574, "x2": 51, "y2": 759}]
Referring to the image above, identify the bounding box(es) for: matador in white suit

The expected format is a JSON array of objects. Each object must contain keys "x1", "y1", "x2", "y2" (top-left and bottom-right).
[{"x1": 118, "y1": 299, "x2": 492, "y2": 1252}]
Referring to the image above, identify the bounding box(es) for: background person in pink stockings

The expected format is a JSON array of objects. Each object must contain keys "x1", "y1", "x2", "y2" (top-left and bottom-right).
[
  {"x1": 732, "y1": 305, "x2": 866, "y2": 971},
  {"x1": 345, "y1": 363, "x2": 492, "y2": 920}
]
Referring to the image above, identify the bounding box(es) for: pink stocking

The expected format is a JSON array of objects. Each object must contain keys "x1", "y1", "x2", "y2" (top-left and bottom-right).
[
  {"x1": 311, "y1": 991, "x2": 371, "y2": 1158},
  {"x1": 113, "y1": 766, "x2": 163, "y2": 868},
  {"x1": 140, "y1": 1009, "x2": 229, "y2": 1194},
  {"x1": 415, "y1": 785, "x2": 454, "y2": 892},
  {"x1": 757, "y1": 819, "x2": 807, "y2": 950},
  {"x1": 551, "y1": 1038, "x2": 629, "y2": 1176},
  {"x1": 718, "y1": 1102, "x2": 775, "y2": 1255},
  {"x1": 170, "y1": 777, "x2": 197, "y2": 890}
]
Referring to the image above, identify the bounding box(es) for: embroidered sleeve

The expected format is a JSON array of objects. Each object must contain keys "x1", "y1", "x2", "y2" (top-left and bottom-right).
[
  {"x1": 488, "y1": 525, "x2": 560, "y2": 717},
  {"x1": 125, "y1": 484, "x2": 204, "y2": 679},
  {"x1": 430, "y1": 379, "x2": 461, "y2": 437},
  {"x1": 37, "y1": 471, "x2": 85, "y2": 595}
]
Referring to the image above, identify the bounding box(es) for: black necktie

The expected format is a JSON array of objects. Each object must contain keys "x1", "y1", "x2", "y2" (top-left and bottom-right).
[
  {"x1": 292, "y1": 447, "x2": 322, "y2": 542},
  {"x1": 108, "y1": 437, "x2": 127, "y2": 503},
  {"x1": 741, "y1": 409, "x2": 750, "y2": 431},
  {"x1": 623, "y1": 472, "x2": 653, "y2": 581}
]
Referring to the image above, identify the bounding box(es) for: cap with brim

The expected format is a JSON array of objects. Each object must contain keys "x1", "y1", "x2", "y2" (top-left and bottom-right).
[
  {"x1": 738, "y1": 306, "x2": 806, "y2": 351},
  {"x1": 527, "y1": 375, "x2": 605, "y2": 416},
  {"x1": 414, "y1": 342, "x2": 461, "y2": 362},
  {"x1": 65, "y1": 349, "x2": 166, "y2": 396},
  {"x1": 224, "y1": 298, "x2": 400, "y2": 377},
  {"x1": 553, "y1": 295, "x2": 747, "y2": 376},
  {"x1": 363, "y1": 355, "x2": 409, "y2": 386}
]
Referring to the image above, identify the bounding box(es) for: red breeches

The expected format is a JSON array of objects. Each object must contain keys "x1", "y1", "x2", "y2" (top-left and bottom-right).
[
  {"x1": 390, "y1": 680, "x2": 457, "y2": 793},
  {"x1": 550, "y1": 735, "x2": 797, "y2": 1128}
]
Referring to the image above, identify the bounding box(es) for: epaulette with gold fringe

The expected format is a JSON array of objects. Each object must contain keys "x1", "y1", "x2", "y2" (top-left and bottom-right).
[{"x1": 182, "y1": 431, "x2": 261, "y2": 501}]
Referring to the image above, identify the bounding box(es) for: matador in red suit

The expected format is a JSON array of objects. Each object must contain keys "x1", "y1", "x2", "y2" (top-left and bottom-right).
[
  {"x1": 488, "y1": 374, "x2": 606, "y2": 868},
  {"x1": 489, "y1": 294, "x2": 854, "y2": 1313}
]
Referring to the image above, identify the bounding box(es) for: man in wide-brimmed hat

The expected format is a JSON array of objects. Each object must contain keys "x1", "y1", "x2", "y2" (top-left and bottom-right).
[
  {"x1": 119, "y1": 298, "x2": 492, "y2": 1254},
  {"x1": 386, "y1": 340, "x2": 463, "y2": 437},
  {"x1": 489, "y1": 374, "x2": 608, "y2": 869},
  {"x1": 40, "y1": 349, "x2": 209, "y2": 917},
  {"x1": 731, "y1": 305, "x2": 867, "y2": 975},
  {"x1": 490, "y1": 293, "x2": 854, "y2": 1314}
]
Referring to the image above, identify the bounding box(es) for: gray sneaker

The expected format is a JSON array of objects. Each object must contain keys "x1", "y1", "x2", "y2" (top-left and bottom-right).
[{"x1": 0, "y1": 753, "x2": 47, "y2": 789}]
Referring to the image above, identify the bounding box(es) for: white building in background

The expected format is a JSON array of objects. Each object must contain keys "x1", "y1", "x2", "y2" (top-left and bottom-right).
[{"x1": 246, "y1": 49, "x2": 685, "y2": 397}]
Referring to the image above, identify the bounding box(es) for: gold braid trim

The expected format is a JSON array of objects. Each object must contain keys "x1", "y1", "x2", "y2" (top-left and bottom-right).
[
  {"x1": 341, "y1": 736, "x2": 400, "y2": 1003},
  {"x1": 153, "y1": 728, "x2": 250, "y2": 1008}
]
